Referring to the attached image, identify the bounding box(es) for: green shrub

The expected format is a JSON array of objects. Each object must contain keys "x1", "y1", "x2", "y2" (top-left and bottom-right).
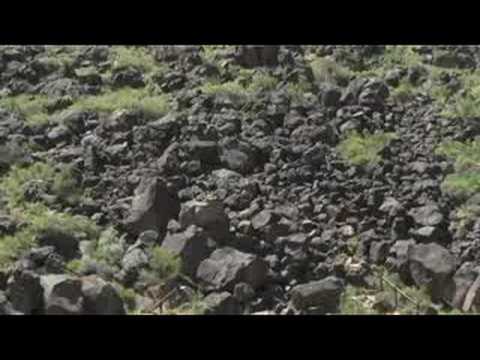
[
  {"x1": 308, "y1": 56, "x2": 352, "y2": 85},
  {"x1": 337, "y1": 131, "x2": 397, "y2": 166},
  {"x1": 383, "y1": 45, "x2": 423, "y2": 68},
  {"x1": 285, "y1": 81, "x2": 315, "y2": 102},
  {"x1": 149, "y1": 246, "x2": 181, "y2": 281},
  {"x1": 0, "y1": 204, "x2": 100, "y2": 269},
  {"x1": 390, "y1": 80, "x2": 418, "y2": 103},
  {"x1": 162, "y1": 292, "x2": 207, "y2": 315},
  {"x1": 436, "y1": 140, "x2": 480, "y2": 198},
  {"x1": 0, "y1": 162, "x2": 81, "y2": 209},
  {"x1": 0, "y1": 94, "x2": 51, "y2": 125},
  {"x1": 199, "y1": 80, "x2": 247, "y2": 97},
  {"x1": 71, "y1": 88, "x2": 170, "y2": 118},
  {"x1": 110, "y1": 46, "x2": 158, "y2": 72}
]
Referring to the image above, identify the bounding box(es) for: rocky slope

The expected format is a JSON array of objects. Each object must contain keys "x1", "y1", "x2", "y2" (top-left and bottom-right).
[{"x1": 1, "y1": 45, "x2": 480, "y2": 314}]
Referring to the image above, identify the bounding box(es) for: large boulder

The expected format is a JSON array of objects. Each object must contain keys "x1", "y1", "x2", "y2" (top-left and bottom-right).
[
  {"x1": 124, "y1": 176, "x2": 180, "y2": 237},
  {"x1": 7, "y1": 270, "x2": 44, "y2": 314},
  {"x1": 40, "y1": 274, "x2": 84, "y2": 314},
  {"x1": 196, "y1": 247, "x2": 269, "y2": 291},
  {"x1": 81, "y1": 275, "x2": 126, "y2": 314},
  {"x1": 179, "y1": 200, "x2": 230, "y2": 243},
  {"x1": 408, "y1": 243, "x2": 456, "y2": 302},
  {"x1": 161, "y1": 225, "x2": 211, "y2": 277},
  {"x1": 234, "y1": 46, "x2": 279, "y2": 68},
  {"x1": 290, "y1": 276, "x2": 345, "y2": 313}
]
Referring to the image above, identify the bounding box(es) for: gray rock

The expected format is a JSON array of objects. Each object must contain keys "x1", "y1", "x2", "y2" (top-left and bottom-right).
[
  {"x1": 369, "y1": 241, "x2": 390, "y2": 264},
  {"x1": 290, "y1": 276, "x2": 345, "y2": 313},
  {"x1": 197, "y1": 247, "x2": 269, "y2": 291},
  {"x1": 235, "y1": 46, "x2": 279, "y2": 68},
  {"x1": 409, "y1": 204, "x2": 444, "y2": 227},
  {"x1": 179, "y1": 200, "x2": 230, "y2": 243},
  {"x1": 40, "y1": 274, "x2": 84, "y2": 314},
  {"x1": 203, "y1": 292, "x2": 242, "y2": 314},
  {"x1": 0, "y1": 290, "x2": 21, "y2": 315},
  {"x1": 161, "y1": 225, "x2": 211, "y2": 277},
  {"x1": 446, "y1": 262, "x2": 480, "y2": 310},
  {"x1": 124, "y1": 176, "x2": 180, "y2": 237},
  {"x1": 233, "y1": 282, "x2": 255, "y2": 303},
  {"x1": 408, "y1": 243, "x2": 456, "y2": 302},
  {"x1": 7, "y1": 270, "x2": 44, "y2": 314},
  {"x1": 81, "y1": 275, "x2": 126, "y2": 314}
]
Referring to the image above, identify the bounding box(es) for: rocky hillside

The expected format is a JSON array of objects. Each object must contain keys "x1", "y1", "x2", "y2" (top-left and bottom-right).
[{"x1": 1, "y1": 45, "x2": 480, "y2": 314}]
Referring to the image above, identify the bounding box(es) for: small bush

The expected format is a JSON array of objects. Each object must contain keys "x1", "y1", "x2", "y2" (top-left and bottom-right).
[
  {"x1": 149, "y1": 246, "x2": 181, "y2": 281},
  {"x1": 110, "y1": 46, "x2": 158, "y2": 73},
  {"x1": 337, "y1": 131, "x2": 397, "y2": 166},
  {"x1": 0, "y1": 162, "x2": 81, "y2": 209},
  {"x1": 0, "y1": 204, "x2": 100, "y2": 269},
  {"x1": 383, "y1": 45, "x2": 423, "y2": 68},
  {"x1": 390, "y1": 80, "x2": 418, "y2": 103},
  {"x1": 308, "y1": 56, "x2": 352, "y2": 85},
  {"x1": 436, "y1": 140, "x2": 480, "y2": 198},
  {"x1": 71, "y1": 88, "x2": 170, "y2": 118},
  {"x1": 199, "y1": 80, "x2": 247, "y2": 97},
  {"x1": 0, "y1": 94, "x2": 51, "y2": 125},
  {"x1": 88, "y1": 227, "x2": 125, "y2": 268},
  {"x1": 162, "y1": 292, "x2": 207, "y2": 315}
]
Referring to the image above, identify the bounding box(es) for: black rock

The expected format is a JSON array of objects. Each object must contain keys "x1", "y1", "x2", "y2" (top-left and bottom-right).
[
  {"x1": 197, "y1": 247, "x2": 269, "y2": 291},
  {"x1": 40, "y1": 274, "x2": 84, "y2": 314},
  {"x1": 408, "y1": 243, "x2": 456, "y2": 302},
  {"x1": 124, "y1": 176, "x2": 181, "y2": 238},
  {"x1": 203, "y1": 292, "x2": 242, "y2": 314},
  {"x1": 289, "y1": 276, "x2": 345, "y2": 313},
  {"x1": 161, "y1": 225, "x2": 211, "y2": 277},
  {"x1": 81, "y1": 275, "x2": 126, "y2": 314}
]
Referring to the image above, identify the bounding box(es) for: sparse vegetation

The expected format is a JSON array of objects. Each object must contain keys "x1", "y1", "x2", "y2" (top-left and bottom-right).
[
  {"x1": 0, "y1": 203, "x2": 100, "y2": 269},
  {"x1": 0, "y1": 94, "x2": 51, "y2": 125},
  {"x1": 110, "y1": 46, "x2": 158, "y2": 73},
  {"x1": 436, "y1": 140, "x2": 480, "y2": 198},
  {"x1": 199, "y1": 71, "x2": 278, "y2": 99},
  {"x1": 149, "y1": 246, "x2": 181, "y2": 281},
  {"x1": 307, "y1": 55, "x2": 352, "y2": 85},
  {"x1": 337, "y1": 131, "x2": 397, "y2": 166},
  {"x1": 70, "y1": 88, "x2": 170, "y2": 118},
  {"x1": 0, "y1": 162, "x2": 81, "y2": 209}
]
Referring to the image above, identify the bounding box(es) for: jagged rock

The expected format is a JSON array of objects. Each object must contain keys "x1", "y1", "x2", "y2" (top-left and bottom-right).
[
  {"x1": 81, "y1": 275, "x2": 126, "y2": 314},
  {"x1": 203, "y1": 291, "x2": 242, "y2": 314},
  {"x1": 408, "y1": 243, "x2": 456, "y2": 302},
  {"x1": 124, "y1": 176, "x2": 181, "y2": 237},
  {"x1": 161, "y1": 225, "x2": 211, "y2": 277},
  {"x1": 197, "y1": 247, "x2": 269, "y2": 291},
  {"x1": 235, "y1": 46, "x2": 279, "y2": 68},
  {"x1": 7, "y1": 270, "x2": 44, "y2": 314},
  {"x1": 179, "y1": 200, "x2": 230, "y2": 243},
  {"x1": 290, "y1": 276, "x2": 345, "y2": 313},
  {"x1": 0, "y1": 291, "x2": 20, "y2": 315},
  {"x1": 409, "y1": 204, "x2": 444, "y2": 227},
  {"x1": 40, "y1": 274, "x2": 84, "y2": 314}
]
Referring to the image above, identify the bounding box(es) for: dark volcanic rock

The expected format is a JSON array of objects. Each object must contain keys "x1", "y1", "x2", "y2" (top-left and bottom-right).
[
  {"x1": 290, "y1": 276, "x2": 345, "y2": 313},
  {"x1": 7, "y1": 270, "x2": 44, "y2": 314},
  {"x1": 81, "y1": 275, "x2": 126, "y2": 314},
  {"x1": 40, "y1": 274, "x2": 84, "y2": 314},
  {"x1": 161, "y1": 225, "x2": 211, "y2": 277},
  {"x1": 408, "y1": 243, "x2": 456, "y2": 302},
  {"x1": 179, "y1": 200, "x2": 230, "y2": 243},
  {"x1": 197, "y1": 247, "x2": 269, "y2": 291},
  {"x1": 124, "y1": 176, "x2": 181, "y2": 237},
  {"x1": 203, "y1": 291, "x2": 242, "y2": 314}
]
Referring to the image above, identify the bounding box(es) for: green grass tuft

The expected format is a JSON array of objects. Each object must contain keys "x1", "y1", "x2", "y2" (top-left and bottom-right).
[
  {"x1": 337, "y1": 131, "x2": 397, "y2": 166},
  {"x1": 0, "y1": 94, "x2": 51, "y2": 125},
  {"x1": 70, "y1": 88, "x2": 170, "y2": 118}
]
